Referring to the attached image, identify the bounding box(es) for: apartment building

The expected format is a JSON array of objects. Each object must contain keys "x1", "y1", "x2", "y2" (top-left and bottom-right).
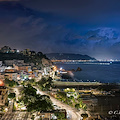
[{"x1": 0, "y1": 84, "x2": 8, "y2": 106}]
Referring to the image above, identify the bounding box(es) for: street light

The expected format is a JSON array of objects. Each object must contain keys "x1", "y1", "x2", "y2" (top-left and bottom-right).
[
  {"x1": 80, "y1": 116, "x2": 83, "y2": 120},
  {"x1": 0, "y1": 80, "x2": 4, "y2": 86},
  {"x1": 60, "y1": 67, "x2": 62, "y2": 71},
  {"x1": 87, "y1": 80, "x2": 90, "y2": 82},
  {"x1": 5, "y1": 108, "x2": 8, "y2": 112}
]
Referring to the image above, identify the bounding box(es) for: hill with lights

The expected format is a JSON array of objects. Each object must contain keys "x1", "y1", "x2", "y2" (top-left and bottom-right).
[{"x1": 46, "y1": 53, "x2": 95, "y2": 60}]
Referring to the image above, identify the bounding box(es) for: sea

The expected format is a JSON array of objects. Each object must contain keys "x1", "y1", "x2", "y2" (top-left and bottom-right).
[{"x1": 56, "y1": 63, "x2": 120, "y2": 83}]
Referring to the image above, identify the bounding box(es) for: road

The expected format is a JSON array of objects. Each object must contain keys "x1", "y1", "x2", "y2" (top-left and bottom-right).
[
  {"x1": 35, "y1": 86, "x2": 85, "y2": 120},
  {"x1": 1, "y1": 85, "x2": 89, "y2": 120},
  {"x1": 13, "y1": 87, "x2": 21, "y2": 101},
  {"x1": 1, "y1": 111, "x2": 30, "y2": 120}
]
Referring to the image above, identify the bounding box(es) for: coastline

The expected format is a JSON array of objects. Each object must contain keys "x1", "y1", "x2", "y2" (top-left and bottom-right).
[{"x1": 55, "y1": 63, "x2": 120, "y2": 83}]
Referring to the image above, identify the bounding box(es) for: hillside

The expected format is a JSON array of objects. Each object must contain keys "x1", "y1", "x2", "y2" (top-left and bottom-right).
[
  {"x1": 0, "y1": 52, "x2": 50, "y2": 66},
  {"x1": 46, "y1": 53, "x2": 95, "y2": 60}
]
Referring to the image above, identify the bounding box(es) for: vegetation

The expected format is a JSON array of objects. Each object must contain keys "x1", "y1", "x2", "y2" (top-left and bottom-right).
[
  {"x1": 75, "y1": 103, "x2": 80, "y2": 109},
  {"x1": 64, "y1": 88, "x2": 75, "y2": 92},
  {"x1": 81, "y1": 113, "x2": 88, "y2": 120},
  {"x1": 54, "y1": 112, "x2": 66, "y2": 120},
  {"x1": 13, "y1": 103, "x2": 16, "y2": 111},
  {"x1": 21, "y1": 84, "x2": 53, "y2": 112},
  {"x1": 56, "y1": 88, "x2": 87, "y2": 111},
  {"x1": 22, "y1": 84, "x2": 36, "y2": 96},
  {"x1": 75, "y1": 100, "x2": 87, "y2": 111},
  {"x1": 56, "y1": 91, "x2": 73, "y2": 106},
  {"x1": 26, "y1": 94, "x2": 53, "y2": 112},
  {"x1": 0, "y1": 51, "x2": 48, "y2": 66},
  {"x1": 37, "y1": 77, "x2": 53, "y2": 91},
  {"x1": 4, "y1": 78, "x2": 19, "y2": 87},
  {"x1": 8, "y1": 93, "x2": 16, "y2": 99},
  {"x1": 28, "y1": 78, "x2": 35, "y2": 84}
]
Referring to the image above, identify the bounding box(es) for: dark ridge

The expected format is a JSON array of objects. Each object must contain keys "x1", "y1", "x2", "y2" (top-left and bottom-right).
[{"x1": 46, "y1": 53, "x2": 95, "y2": 60}]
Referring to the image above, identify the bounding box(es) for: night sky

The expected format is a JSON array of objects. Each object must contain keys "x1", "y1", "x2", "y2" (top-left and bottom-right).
[{"x1": 0, "y1": 0, "x2": 120, "y2": 59}]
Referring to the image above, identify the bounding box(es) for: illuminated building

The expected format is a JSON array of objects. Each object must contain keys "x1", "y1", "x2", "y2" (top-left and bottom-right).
[
  {"x1": 4, "y1": 60, "x2": 24, "y2": 66},
  {"x1": 0, "y1": 80, "x2": 8, "y2": 106},
  {"x1": 18, "y1": 65, "x2": 31, "y2": 72},
  {"x1": 0, "y1": 73, "x2": 4, "y2": 81},
  {"x1": 4, "y1": 72, "x2": 17, "y2": 81}
]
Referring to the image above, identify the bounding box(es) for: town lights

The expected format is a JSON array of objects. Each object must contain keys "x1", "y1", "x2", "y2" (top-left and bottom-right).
[
  {"x1": 17, "y1": 77, "x2": 20, "y2": 80},
  {"x1": 60, "y1": 67, "x2": 62, "y2": 70},
  {"x1": 5, "y1": 108, "x2": 8, "y2": 112},
  {"x1": 53, "y1": 66, "x2": 57, "y2": 71},
  {"x1": 17, "y1": 50, "x2": 19, "y2": 52}
]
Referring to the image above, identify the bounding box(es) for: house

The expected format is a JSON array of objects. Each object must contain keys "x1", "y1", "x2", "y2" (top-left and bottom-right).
[
  {"x1": 18, "y1": 65, "x2": 31, "y2": 72},
  {"x1": 4, "y1": 72, "x2": 17, "y2": 81},
  {"x1": 5, "y1": 68, "x2": 16, "y2": 73},
  {"x1": 4, "y1": 60, "x2": 24, "y2": 66},
  {"x1": 39, "y1": 109, "x2": 66, "y2": 120},
  {"x1": 0, "y1": 73, "x2": 4, "y2": 81},
  {"x1": 28, "y1": 74, "x2": 35, "y2": 79},
  {"x1": 0, "y1": 66, "x2": 6, "y2": 72},
  {"x1": 0, "y1": 83, "x2": 8, "y2": 106}
]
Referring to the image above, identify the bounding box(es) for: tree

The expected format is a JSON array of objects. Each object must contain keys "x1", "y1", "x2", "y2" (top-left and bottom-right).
[
  {"x1": 81, "y1": 113, "x2": 88, "y2": 120},
  {"x1": 8, "y1": 93, "x2": 16, "y2": 99},
  {"x1": 57, "y1": 92, "x2": 67, "y2": 99},
  {"x1": 75, "y1": 103, "x2": 80, "y2": 110},
  {"x1": 37, "y1": 52, "x2": 43, "y2": 57},
  {"x1": 22, "y1": 84, "x2": 36, "y2": 96},
  {"x1": 29, "y1": 78, "x2": 35, "y2": 83},
  {"x1": 21, "y1": 85, "x2": 53, "y2": 112},
  {"x1": 79, "y1": 100, "x2": 87, "y2": 110},
  {"x1": 64, "y1": 88, "x2": 75, "y2": 92},
  {"x1": 45, "y1": 77, "x2": 53, "y2": 90},
  {"x1": 37, "y1": 77, "x2": 53, "y2": 91},
  {"x1": 54, "y1": 112, "x2": 66, "y2": 120},
  {"x1": 28, "y1": 78, "x2": 36, "y2": 85},
  {"x1": 4, "y1": 78, "x2": 19, "y2": 87},
  {"x1": 82, "y1": 104, "x2": 87, "y2": 111},
  {"x1": 57, "y1": 91, "x2": 68, "y2": 103},
  {"x1": 22, "y1": 84, "x2": 37, "y2": 104},
  {"x1": 27, "y1": 94, "x2": 53, "y2": 112},
  {"x1": 37, "y1": 77, "x2": 47, "y2": 90}
]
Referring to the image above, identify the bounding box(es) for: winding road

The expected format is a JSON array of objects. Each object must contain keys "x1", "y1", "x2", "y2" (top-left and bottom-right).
[{"x1": 35, "y1": 86, "x2": 85, "y2": 120}]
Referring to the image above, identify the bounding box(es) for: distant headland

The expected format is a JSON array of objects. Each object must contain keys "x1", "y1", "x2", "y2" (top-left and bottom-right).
[{"x1": 46, "y1": 53, "x2": 95, "y2": 60}]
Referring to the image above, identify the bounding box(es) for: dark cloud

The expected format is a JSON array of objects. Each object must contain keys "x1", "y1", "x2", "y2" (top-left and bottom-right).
[
  {"x1": 0, "y1": 1, "x2": 120, "y2": 59},
  {"x1": 0, "y1": 0, "x2": 19, "y2": 1},
  {"x1": 20, "y1": 0, "x2": 120, "y2": 26}
]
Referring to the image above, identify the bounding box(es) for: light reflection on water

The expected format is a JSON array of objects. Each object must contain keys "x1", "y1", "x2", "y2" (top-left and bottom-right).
[{"x1": 56, "y1": 64, "x2": 120, "y2": 83}]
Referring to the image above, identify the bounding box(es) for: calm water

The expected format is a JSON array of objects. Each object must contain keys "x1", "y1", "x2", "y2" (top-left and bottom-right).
[{"x1": 56, "y1": 63, "x2": 120, "y2": 83}]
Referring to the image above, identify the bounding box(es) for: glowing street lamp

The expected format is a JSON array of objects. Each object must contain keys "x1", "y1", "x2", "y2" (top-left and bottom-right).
[
  {"x1": 0, "y1": 80, "x2": 4, "y2": 86},
  {"x1": 60, "y1": 67, "x2": 62, "y2": 70},
  {"x1": 5, "y1": 108, "x2": 8, "y2": 112}
]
